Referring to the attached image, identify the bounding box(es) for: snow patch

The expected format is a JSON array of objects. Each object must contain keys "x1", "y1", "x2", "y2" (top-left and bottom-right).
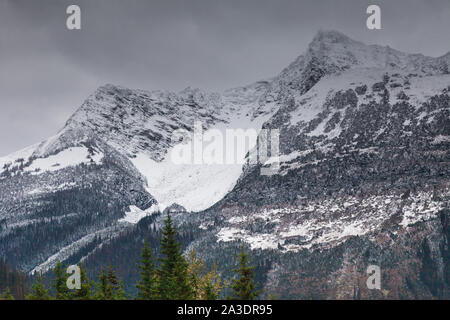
[
  {"x1": 216, "y1": 189, "x2": 448, "y2": 252},
  {"x1": 119, "y1": 205, "x2": 159, "y2": 224},
  {"x1": 0, "y1": 144, "x2": 37, "y2": 175},
  {"x1": 24, "y1": 147, "x2": 103, "y2": 175},
  {"x1": 27, "y1": 182, "x2": 77, "y2": 195},
  {"x1": 431, "y1": 135, "x2": 450, "y2": 144},
  {"x1": 131, "y1": 152, "x2": 245, "y2": 212}
]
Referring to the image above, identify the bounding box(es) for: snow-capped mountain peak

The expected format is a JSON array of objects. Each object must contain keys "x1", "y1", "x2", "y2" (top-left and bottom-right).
[
  {"x1": 1, "y1": 31, "x2": 449, "y2": 299},
  {"x1": 277, "y1": 30, "x2": 449, "y2": 93}
]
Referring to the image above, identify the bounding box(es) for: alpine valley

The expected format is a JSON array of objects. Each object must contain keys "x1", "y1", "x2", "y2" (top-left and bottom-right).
[{"x1": 1, "y1": 30, "x2": 449, "y2": 299}]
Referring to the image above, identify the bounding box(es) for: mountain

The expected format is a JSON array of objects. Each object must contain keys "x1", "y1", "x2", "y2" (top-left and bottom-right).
[{"x1": 0, "y1": 30, "x2": 449, "y2": 299}]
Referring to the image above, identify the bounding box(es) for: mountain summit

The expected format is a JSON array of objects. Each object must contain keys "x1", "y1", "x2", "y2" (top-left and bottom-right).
[{"x1": 276, "y1": 30, "x2": 450, "y2": 97}]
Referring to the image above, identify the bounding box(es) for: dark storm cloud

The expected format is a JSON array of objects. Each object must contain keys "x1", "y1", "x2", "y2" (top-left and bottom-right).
[{"x1": 1, "y1": 0, "x2": 450, "y2": 156}]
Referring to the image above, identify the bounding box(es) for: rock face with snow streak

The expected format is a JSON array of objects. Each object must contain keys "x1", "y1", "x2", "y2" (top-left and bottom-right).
[
  {"x1": 0, "y1": 30, "x2": 449, "y2": 298},
  {"x1": 191, "y1": 31, "x2": 450, "y2": 299}
]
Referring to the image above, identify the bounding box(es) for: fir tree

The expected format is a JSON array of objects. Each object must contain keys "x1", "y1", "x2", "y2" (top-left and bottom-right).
[
  {"x1": 136, "y1": 241, "x2": 157, "y2": 300},
  {"x1": 157, "y1": 214, "x2": 193, "y2": 300},
  {"x1": 106, "y1": 267, "x2": 126, "y2": 300},
  {"x1": 26, "y1": 274, "x2": 51, "y2": 300},
  {"x1": 0, "y1": 287, "x2": 15, "y2": 300},
  {"x1": 72, "y1": 264, "x2": 92, "y2": 300},
  {"x1": 94, "y1": 269, "x2": 109, "y2": 300},
  {"x1": 95, "y1": 267, "x2": 126, "y2": 300},
  {"x1": 204, "y1": 282, "x2": 218, "y2": 300},
  {"x1": 0, "y1": 259, "x2": 29, "y2": 299},
  {"x1": 115, "y1": 280, "x2": 127, "y2": 300},
  {"x1": 173, "y1": 256, "x2": 193, "y2": 299},
  {"x1": 228, "y1": 248, "x2": 262, "y2": 300},
  {"x1": 52, "y1": 262, "x2": 71, "y2": 300}
]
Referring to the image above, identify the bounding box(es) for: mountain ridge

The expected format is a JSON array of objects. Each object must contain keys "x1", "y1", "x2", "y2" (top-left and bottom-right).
[{"x1": 0, "y1": 30, "x2": 449, "y2": 299}]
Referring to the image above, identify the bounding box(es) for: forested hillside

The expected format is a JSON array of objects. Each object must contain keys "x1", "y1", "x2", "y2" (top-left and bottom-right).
[{"x1": 0, "y1": 260, "x2": 29, "y2": 299}]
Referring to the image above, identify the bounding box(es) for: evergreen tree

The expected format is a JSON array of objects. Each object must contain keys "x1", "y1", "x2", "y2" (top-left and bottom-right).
[
  {"x1": 0, "y1": 259, "x2": 29, "y2": 299},
  {"x1": 94, "y1": 269, "x2": 108, "y2": 300},
  {"x1": 72, "y1": 264, "x2": 92, "y2": 300},
  {"x1": 201, "y1": 263, "x2": 225, "y2": 300},
  {"x1": 187, "y1": 250, "x2": 203, "y2": 297},
  {"x1": 136, "y1": 241, "x2": 157, "y2": 300},
  {"x1": 52, "y1": 262, "x2": 71, "y2": 300},
  {"x1": 107, "y1": 267, "x2": 126, "y2": 300},
  {"x1": 204, "y1": 282, "x2": 218, "y2": 300},
  {"x1": 157, "y1": 214, "x2": 193, "y2": 299},
  {"x1": 228, "y1": 248, "x2": 262, "y2": 300},
  {"x1": 95, "y1": 267, "x2": 126, "y2": 300},
  {"x1": 106, "y1": 267, "x2": 126, "y2": 300},
  {"x1": 0, "y1": 287, "x2": 14, "y2": 300},
  {"x1": 26, "y1": 274, "x2": 51, "y2": 300}
]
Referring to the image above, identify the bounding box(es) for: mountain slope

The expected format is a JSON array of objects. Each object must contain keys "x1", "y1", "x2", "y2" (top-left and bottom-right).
[
  {"x1": 0, "y1": 66, "x2": 277, "y2": 273},
  {"x1": 187, "y1": 31, "x2": 450, "y2": 298}
]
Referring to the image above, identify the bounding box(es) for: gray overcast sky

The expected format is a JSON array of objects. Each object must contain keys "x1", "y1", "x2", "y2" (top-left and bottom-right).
[{"x1": 1, "y1": 0, "x2": 450, "y2": 156}]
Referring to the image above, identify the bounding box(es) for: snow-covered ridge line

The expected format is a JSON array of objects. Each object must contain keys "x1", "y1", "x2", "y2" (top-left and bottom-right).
[{"x1": 0, "y1": 146, "x2": 103, "y2": 176}]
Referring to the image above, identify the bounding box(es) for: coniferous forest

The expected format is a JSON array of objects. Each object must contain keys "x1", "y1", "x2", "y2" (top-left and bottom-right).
[
  {"x1": 0, "y1": 259, "x2": 29, "y2": 300},
  {"x1": 0, "y1": 214, "x2": 262, "y2": 300}
]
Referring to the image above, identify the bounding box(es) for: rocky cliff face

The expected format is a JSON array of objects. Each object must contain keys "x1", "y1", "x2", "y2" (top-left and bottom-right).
[
  {"x1": 0, "y1": 30, "x2": 449, "y2": 298},
  {"x1": 188, "y1": 31, "x2": 450, "y2": 299}
]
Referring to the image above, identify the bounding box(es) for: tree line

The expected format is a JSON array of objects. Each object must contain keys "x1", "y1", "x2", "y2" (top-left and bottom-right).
[{"x1": 0, "y1": 214, "x2": 262, "y2": 300}]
